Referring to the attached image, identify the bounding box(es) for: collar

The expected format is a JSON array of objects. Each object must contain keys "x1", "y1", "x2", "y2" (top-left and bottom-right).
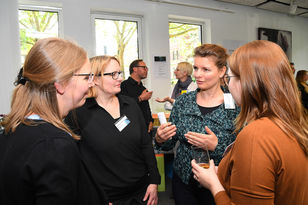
[
  {"x1": 85, "y1": 95, "x2": 130, "y2": 109},
  {"x1": 127, "y1": 76, "x2": 142, "y2": 85}
]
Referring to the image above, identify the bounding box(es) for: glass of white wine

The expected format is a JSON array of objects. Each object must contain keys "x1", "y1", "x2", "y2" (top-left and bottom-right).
[{"x1": 192, "y1": 145, "x2": 210, "y2": 169}]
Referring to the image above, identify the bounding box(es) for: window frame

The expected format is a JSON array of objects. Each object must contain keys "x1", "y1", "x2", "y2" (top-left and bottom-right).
[{"x1": 91, "y1": 12, "x2": 144, "y2": 60}]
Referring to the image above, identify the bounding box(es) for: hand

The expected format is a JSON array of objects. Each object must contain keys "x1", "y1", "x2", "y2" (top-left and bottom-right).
[
  {"x1": 155, "y1": 97, "x2": 168, "y2": 103},
  {"x1": 191, "y1": 159, "x2": 224, "y2": 196},
  {"x1": 184, "y1": 126, "x2": 218, "y2": 151},
  {"x1": 148, "y1": 121, "x2": 153, "y2": 133},
  {"x1": 140, "y1": 89, "x2": 153, "y2": 101},
  {"x1": 155, "y1": 122, "x2": 176, "y2": 144},
  {"x1": 143, "y1": 184, "x2": 158, "y2": 205},
  {"x1": 155, "y1": 97, "x2": 174, "y2": 104}
]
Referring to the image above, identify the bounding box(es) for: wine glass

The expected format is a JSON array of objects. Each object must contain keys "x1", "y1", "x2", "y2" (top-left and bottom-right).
[{"x1": 192, "y1": 145, "x2": 210, "y2": 169}]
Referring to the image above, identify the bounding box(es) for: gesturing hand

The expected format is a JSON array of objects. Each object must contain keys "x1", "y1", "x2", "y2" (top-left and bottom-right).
[{"x1": 185, "y1": 126, "x2": 218, "y2": 151}]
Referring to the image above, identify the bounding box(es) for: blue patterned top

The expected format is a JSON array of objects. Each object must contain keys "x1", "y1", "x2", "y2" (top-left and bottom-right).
[{"x1": 155, "y1": 89, "x2": 240, "y2": 184}]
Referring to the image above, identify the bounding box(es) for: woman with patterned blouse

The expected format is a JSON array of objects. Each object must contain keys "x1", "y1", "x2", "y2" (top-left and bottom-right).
[{"x1": 155, "y1": 44, "x2": 239, "y2": 205}]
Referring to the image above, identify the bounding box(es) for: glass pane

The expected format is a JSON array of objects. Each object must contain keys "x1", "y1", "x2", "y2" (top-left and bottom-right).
[
  {"x1": 19, "y1": 9, "x2": 58, "y2": 64},
  {"x1": 169, "y1": 22, "x2": 202, "y2": 84},
  {"x1": 95, "y1": 18, "x2": 139, "y2": 79}
]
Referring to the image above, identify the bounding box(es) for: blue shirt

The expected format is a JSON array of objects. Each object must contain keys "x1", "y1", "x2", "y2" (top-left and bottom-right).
[{"x1": 155, "y1": 89, "x2": 240, "y2": 184}]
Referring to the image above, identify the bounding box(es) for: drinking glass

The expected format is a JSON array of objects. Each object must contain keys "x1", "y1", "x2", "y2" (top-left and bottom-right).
[{"x1": 192, "y1": 145, "x2": 210, "y2": 169}]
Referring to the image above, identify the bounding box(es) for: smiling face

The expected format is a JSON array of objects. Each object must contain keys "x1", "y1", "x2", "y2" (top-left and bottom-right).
[
  {"x1": 57, "y1": 58, "x2": 92, "y2": 117},
  {"x1": 95, "y1": 59, "x2": 122, "y2": 95},
  {"x1": 193, "y1": 56, "x2": 226, "y2": 91}
]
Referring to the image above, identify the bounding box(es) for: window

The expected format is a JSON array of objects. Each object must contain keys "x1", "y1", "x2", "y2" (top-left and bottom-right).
[
  {"x1": 93, "y1": 14, "x2": 142, "y2": 79},
  {"x1": 19, "y1": 6, "x2": 61, "y2": 64},
  {"x1": 169, "y1": 21, "x2": 203, "y2": 83}
]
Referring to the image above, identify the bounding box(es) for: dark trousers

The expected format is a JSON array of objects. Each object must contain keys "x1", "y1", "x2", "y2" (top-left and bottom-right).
[
  {"x1": 172, "y1": 173, "x2": 215, "y2": 205},
  {"x1": 111, "y1": 186, "x2": 148, "y2": 205}
]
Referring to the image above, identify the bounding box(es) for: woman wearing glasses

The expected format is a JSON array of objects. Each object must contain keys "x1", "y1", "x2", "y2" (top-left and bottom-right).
[
  {"x1": 191, "y1": 40, "x2": 308, "y2": 204},
  {"x1": 154, "y1": 44, "x2": 239, "y2": 205},
  {"x1": 0, "y1": 38, "x2": 107, "y2": 204},
  {"x1": 65, "y1": 56, "x2": 160, "y2": 205}
]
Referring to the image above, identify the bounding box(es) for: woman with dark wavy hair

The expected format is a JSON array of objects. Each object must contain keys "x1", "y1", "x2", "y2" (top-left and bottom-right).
[
  {"x1": 296, "y1": 70, "x2": 308, "y2": 111},
  {"x1": 192, "y1": 40, "x2": 308, "y2": 204}
]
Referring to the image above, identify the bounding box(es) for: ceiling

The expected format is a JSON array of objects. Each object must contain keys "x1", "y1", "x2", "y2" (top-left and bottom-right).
[{"x1": 215, "y1": 0, "x2": 308, "y2": 18}]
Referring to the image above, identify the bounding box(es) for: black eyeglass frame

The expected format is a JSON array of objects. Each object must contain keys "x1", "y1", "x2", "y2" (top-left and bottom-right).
[
  {"x1": 73, "y1": 73, "x2": 94, "y2": 83},
  {"x1": 224, "y1": 74, "x2": 237, "y2": 86},
  {"x1": 97, "y1": 71, "x2": 123, "y2": 80},
  {"x1": 135, "y1": 66, "x2": 148, "y2": 69}
]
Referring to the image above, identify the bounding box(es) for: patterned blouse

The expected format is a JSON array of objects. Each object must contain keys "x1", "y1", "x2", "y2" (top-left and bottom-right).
[{"x1": 155, "y1": 89, "x2": 240, "y2": 184}]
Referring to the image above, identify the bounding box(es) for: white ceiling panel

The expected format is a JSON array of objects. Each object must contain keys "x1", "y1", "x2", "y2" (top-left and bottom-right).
[
  {"x1": 258, "y1": 1, "x2": 308, "y2": 15},
  {"x1": 215, "y1": 0, "x2": 308, "y2": 17},
  {"x1": 216, "y1": 0, "x2": 267, "y2": 6},
  {"x1": 277, "y1": 0, "x2": 308, "y2": 9}
]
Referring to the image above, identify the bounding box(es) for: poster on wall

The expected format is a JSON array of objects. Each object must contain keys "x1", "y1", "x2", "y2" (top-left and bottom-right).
[{"x1": 258, "y1": 27, "x2": 292, "y2": 61}]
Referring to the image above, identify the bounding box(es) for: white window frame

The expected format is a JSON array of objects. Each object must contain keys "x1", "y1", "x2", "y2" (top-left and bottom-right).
[
  {"x1": 91, "y1": 12, "x2": 143, "y2": 60},
  {"x1": 18, "y1": 4, "x2": 63, "y2": 37}
]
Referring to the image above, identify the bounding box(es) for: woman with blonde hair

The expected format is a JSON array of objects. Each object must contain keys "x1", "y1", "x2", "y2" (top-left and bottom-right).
[
  {"x1": 65, "y1": 55, "x2": 160, "y2": 205},
  {"x1": 192, "y1": 40, "x2": 308, "y2": 204},
  {"x1": 0, "y1": 38, "x2": 109, "y2": 204},
  {"x1": 156, "y1": 62, "x2": 197, "y2": 110}
]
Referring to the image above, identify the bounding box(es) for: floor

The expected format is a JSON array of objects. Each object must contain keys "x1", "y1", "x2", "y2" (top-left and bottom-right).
[{"x1": 157, "y1": 176, "x2": 175, "y2": 205}]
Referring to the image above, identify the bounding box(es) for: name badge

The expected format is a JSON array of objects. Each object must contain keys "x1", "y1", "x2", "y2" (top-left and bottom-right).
[
  {"x1": 114, "y1": 115, "x2": 130, "y2": 132},
  {"x1": 223, "y1": 93, "x2": 235, "y2": 109},
  {"x1": 181, "y1": 90, "x2": 187, "y2": 95}
]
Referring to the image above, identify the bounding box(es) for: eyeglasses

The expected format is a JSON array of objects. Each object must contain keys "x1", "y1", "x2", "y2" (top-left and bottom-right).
[
  {"x1": 135, "y1": 66, "x2": 148, "y2": 69},
  {"x1": 224, "y1": 74, "x2": 237, "y2": 86},
  {"x1": 97, "y1": 71, "x2": 123, "y2": 80},
  {"x1": 73, "y1": 73, "x2": 94, "y2": 83}
]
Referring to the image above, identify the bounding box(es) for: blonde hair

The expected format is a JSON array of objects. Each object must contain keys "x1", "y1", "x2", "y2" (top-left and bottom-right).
[
  {"x1": 177, "y1": 62, "x2": 193, "y2": 76},
  {"x1": 88, "y1": 55, "x2": 120, "y2": 98},
  {"x1": 2, "y1": 37, "x2": 87, "y2": 140},
  {"x1": 229, "y1": 40, "x2": 308, "y2": 155}
]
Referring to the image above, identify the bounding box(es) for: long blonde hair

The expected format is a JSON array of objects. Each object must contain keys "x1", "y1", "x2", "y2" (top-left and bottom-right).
[
  {"x1": 229, "y1": 40, "x2": 308, "y2": 155},
  {"x1": 2, "y1": 37, "x2": 87, "y2": 140},
  {"x1": 88, "y1": 55, "x2": 120, "y2": 98}
]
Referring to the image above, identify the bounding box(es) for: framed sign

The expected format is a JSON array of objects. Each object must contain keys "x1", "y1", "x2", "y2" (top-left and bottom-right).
[{"x1": 258, "y1": 27, "x2": 292, "y2": 60}]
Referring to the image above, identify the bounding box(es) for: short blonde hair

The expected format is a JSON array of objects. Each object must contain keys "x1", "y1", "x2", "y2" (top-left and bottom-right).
[
  {"x1": 177, "y1": 62, "x2": 193, "y2": 76},
  {"x1": 89, "y1": 55, "x2": 120, "y2": 98}
]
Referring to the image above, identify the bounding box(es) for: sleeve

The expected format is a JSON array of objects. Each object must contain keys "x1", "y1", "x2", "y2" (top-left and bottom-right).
[
  {"x1": 187, "y1": 82, "x2": 197, "y2": 92},
  {"x1": 24, "y1": 136, "x2": 80, "y2": 205},
  {"x1": 154, "y1": 98, "x2": 180, "y2": 151},
  {"x1": 164, "y1": 84, "x2": 175, "y2": 111},
  {"x1": 137, "y1": 105, "x2": 161, "y2": 184},
  {"x1": 220, "y1": 126, "x2": 276, "y2": 205}
]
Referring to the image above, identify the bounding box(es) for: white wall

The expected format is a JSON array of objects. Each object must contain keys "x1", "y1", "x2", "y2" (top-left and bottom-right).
[{"x1": 1, "y1": 0, "x2": 308, "y2": 114}]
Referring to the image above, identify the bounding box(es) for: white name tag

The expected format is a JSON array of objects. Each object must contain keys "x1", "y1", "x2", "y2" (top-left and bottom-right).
[
  {"x1": 223, "y1": 93, "x2": 235, "y2": 109},
  {"x1": 114, "y1": 115, "x2": 130, "y2": 132}
]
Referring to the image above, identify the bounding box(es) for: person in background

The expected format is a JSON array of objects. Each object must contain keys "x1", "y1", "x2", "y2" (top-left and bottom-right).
[
  {"x1": 290, "y1": 62, "x2": 295, "y2": 74},
  {"x1": 65, "y1": 56, "x2": 160, "y2": 205},
  {"x1": 156, "y1": 62, "x2": 197, "y2": 111},
  {"x1": 154, "y1": 44, "x2": 239, "y2": 205},
  {"x1": 191, "y1": 40, "x2": 308, "y2": 204},
  {"x1": 0, "y1": 37, "x2": 108, "y2": 205},
  {"x1": 120, "y1": 59, "x2": 154, "y2": 135},
  {"x1": 296, "y1": 70, "x2": 308, "y2": 111}
]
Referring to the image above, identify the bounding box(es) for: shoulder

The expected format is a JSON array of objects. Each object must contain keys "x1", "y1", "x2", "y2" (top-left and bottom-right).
[
  {"x1": 187, "y1": 82, "x2": 198, "y2": 91},
  {"x1": 235, "y1": 118, "x2": 285, "y2": 147},
  {"x1": 175, "y1": 90, "x2": 197, "y2": 104}
]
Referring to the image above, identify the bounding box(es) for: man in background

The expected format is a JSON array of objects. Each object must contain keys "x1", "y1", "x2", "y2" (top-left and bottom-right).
[{"x1": 120, "y1": 59, "x2": 154, "y2": 135}]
